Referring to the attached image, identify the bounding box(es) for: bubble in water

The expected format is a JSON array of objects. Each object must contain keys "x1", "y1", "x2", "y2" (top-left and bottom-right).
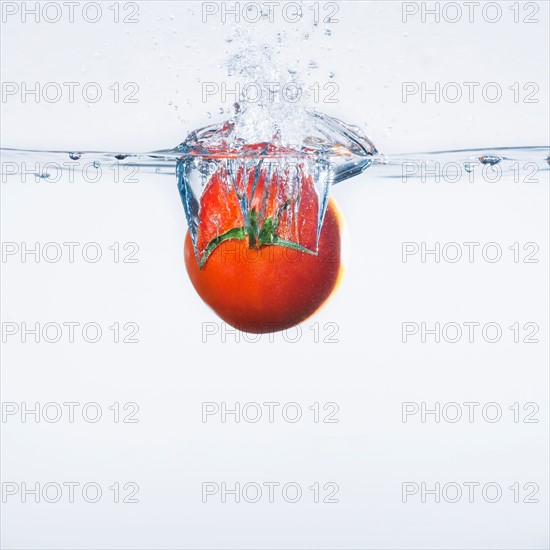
[
  {"x1": 69, "y1": 152, "x2": 81, "y2": 160},
  {"x1": 115, "y1": 154, "x2": 127, "y2": 160},
  {"x1": 464, "y1": 162, "x2": 476, "y2": 173},
  {"x1": 324, "y1": 27, "x2": 332, "y2": 36},
  {"x1": 93, "y1": 161, "x2": 100, "y2": 169}
]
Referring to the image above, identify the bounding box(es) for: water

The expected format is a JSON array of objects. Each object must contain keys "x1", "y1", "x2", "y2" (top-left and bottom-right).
[
  {"x1": 175, "y1": 111, "x2": 376, "y2": 264},
  {"x1": 2, "y1": 134, "x2": 548, "y2": 265},
  {"x1": 3, "y1": 28, "x2": 547, "y2": 266},
  {"x1": 2, "y1": 142, "x2": 547, "y2": 182}
]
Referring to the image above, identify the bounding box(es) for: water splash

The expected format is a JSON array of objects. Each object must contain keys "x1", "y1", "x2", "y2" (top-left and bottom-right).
[{"x1": 175, "y1": 109, "x2": 377, "y2": 264}]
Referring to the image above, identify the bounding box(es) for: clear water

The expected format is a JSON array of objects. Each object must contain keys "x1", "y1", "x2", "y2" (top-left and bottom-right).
[
  {"x1": 2, "y1": 141, "x2": 547, "y2": 182},
  {"x1": 3, "y1": 141, "x2": 546, "y2": 182},
  {"x1": 2, "y1": 132, "x2": 548, "y2": 265}
]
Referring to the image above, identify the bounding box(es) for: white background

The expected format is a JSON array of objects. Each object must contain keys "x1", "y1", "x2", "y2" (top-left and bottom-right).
[{"x1": 1, "y1": 1, "x2": 549, "y2": 549}]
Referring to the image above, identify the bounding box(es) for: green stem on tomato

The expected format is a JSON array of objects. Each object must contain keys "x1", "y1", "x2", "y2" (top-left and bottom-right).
[{"x1": 200, "y1": 205, "x2": 317, "y2": 269}]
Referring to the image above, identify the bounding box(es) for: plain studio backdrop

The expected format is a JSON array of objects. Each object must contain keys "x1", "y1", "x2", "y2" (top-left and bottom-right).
[{"x1": 1, "y1": 1, "x2": 549, "y2": 549}]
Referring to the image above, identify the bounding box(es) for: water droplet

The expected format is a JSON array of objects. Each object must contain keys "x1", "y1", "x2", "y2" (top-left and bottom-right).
[
  {"x1": 479, "y1": 155, "x2": 501, "y2": 166},
  {"x1": 207, "y1": 112, "x2": 212, "y2": 118},
  {"x1": 115, "y1": 154, "x2": 127, "y2": 161},
  {"x1": 218, "y1": 107, "x2": 224, "y2": 114},
  {"x1": 69, "y1": 152, "x2": 81, "y2": 160},
  {"x1": 93, "y1": 161, "x2": 100, "y2": 169},
  {"x1": 324, "y1": 27, "x2": 332, "y2": 36},
  {"x1": 546, "y1": 156, "x2": 550, "y2": 166},
  {"x1": 464, "y1": 162, "x2": 475, "y2": 173},
  {"x1": 329, "y1": 72, "x2": 335, "y2": 79},
  {"x1": 308, "y1": 60, "x2": 319, "y2": 70}
]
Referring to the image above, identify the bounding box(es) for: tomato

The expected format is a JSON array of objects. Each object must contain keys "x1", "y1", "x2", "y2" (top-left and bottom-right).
[
  {"x1": 182, "y1": 144, "x2": 345, "y2": 334},
  {"x1": 184, "y1": 197, "x2": 343, "y2": 334}
]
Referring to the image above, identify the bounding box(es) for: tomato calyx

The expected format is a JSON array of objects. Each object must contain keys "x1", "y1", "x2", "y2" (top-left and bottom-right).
[{"x1": 198, "y1": 204, "x2": 316, "y2": 269}]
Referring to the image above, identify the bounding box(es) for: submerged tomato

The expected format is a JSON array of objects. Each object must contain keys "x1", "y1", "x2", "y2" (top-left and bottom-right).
[
  {"x1": 184, "y1": 197, "x2": 343, "y2": 333},
  {"x1": 183, "y1": 146, "x2": 344, "y2": 334}
]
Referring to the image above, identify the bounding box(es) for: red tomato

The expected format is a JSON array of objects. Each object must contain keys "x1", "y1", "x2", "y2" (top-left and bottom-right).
[
  {"x1": 183, "y1": 146, "x2": 344, "y2": 333},
  {"x1": 184, "y1": 196, "x2": 343, "y2": 334}
]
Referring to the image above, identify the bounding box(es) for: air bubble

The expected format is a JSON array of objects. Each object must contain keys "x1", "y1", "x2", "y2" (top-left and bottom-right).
[
  {"x1": 115, "y1": 154, "x2": 127, "y2": 160},
  {"x1": 69, "y1": 152, "x2": 81, "y2": 160}
]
